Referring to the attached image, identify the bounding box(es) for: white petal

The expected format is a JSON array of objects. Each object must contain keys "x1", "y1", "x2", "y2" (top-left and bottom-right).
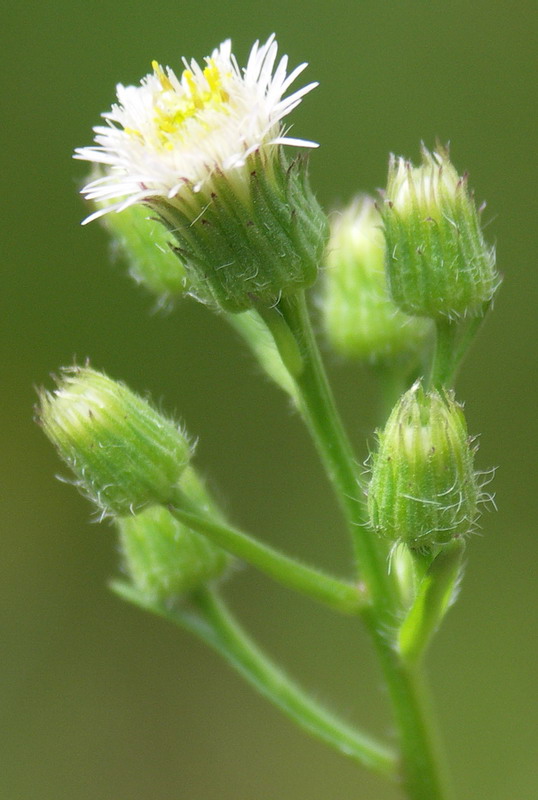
[{"x1": 76, "y1": 34, "x2": 318, "y2": 215}]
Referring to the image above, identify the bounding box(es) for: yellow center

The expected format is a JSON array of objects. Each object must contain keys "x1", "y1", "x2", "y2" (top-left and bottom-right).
[{"x1": 147, "y1": 59, "x2": 231, "y2": 149}]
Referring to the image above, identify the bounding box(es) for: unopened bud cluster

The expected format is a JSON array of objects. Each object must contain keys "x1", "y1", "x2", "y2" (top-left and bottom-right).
[
  {"x1": 381, "y1": 146, "x2": 499, "y2": 319},
  {"x1": 368, "y1": 383, "x2": 479, "y2": 552},
  {"x1": 38, "y1": 367, "x2": 192, "y2": 516},
  {"x1": 323, "y1": 196, "x2": 432, "y2": 364}
]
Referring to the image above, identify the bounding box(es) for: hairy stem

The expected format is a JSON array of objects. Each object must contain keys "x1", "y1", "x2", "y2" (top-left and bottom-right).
[
  {"x1": 367, "y1": 618, "x2": 453, "y2": 800},
  {"x1": 111, "y1": 580, "x2": 397, "y2": 778},
  {"x1": 168, "y1": 489, "x2": 366, "y2": 615},
  {"x1": 276, "y1": 292, "x2": 396, "y2": 614},
  {"x1": 268, "y1": 290, "x2": 453, "y2": 799}
]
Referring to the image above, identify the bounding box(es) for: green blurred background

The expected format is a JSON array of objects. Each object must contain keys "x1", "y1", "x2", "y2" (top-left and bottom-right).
[{"x1": 2, "y1": 1, "x2": 537, "y2": 798}]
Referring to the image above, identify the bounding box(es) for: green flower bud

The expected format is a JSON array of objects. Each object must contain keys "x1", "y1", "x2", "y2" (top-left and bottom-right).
[
  {"x1": 38, "y1": 367, "x2": 192, "y2": 517},
  {"x1": 99, "y1": 201, "x2": 188, "y2": 303},
  {"x1": 152, "y1": 150, "x2": 329, "y2": 314},
  {"x1": 368, "y1": 383, "x2": 480, "y2": 552},
  {"x1": 117, "y1": 501, "x2": 230, "y2": 602},
  {"x1": 381, "y1": 146, "x2": 499, "y2": 319},
  {"x1": 322, "y1": 196, "x2": 432, "y2": 364}
]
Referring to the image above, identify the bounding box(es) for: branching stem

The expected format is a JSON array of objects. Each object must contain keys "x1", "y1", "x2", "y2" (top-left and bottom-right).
[
  {"x1": 267, "y1": 290, "x2": 453, "y2": 799},
  {"x1": 276, "y1": 292, "x2": 397, "y2": 615},
  {"x1": 168, "y1": 489, "x2": 366, "y2": 616},
  {"x1": 111, "y1": 580, "x2": 397, "y2": 779}
]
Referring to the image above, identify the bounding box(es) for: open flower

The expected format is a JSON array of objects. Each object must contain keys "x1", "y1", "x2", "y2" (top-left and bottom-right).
[
  {"x1": 76, "y1": 35, "x2": 318, "y2": 220},
  {"x1": 76, "y1": 35, "x2": 328, "y2": 313}
]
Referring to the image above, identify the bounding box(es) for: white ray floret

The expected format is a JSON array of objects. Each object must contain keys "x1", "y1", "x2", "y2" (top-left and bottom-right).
[{"x1": 75, "y1": 35, "x2": 319, "y2": 223}]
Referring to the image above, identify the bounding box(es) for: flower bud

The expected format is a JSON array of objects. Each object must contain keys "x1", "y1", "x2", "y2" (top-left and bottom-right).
[
  {"x1": 368, "y1": 383, "x2": 479, "y2": 552},
  {"x1": 38, "y1": 367, "x2": 192, "y2": 516},
  {"x1": 381, "y1": 146, "x2": 499, "y2": 319},
  {"x1": 322, "y1": 196, "x2": 432, "y2": 364},
  {"x1": 117, "y1": 501, "x2": 230, "y2": 601},
  {"x1": 152, "y1": 149, "x2": 328, "y2": 313},
  {"x1": 99, "y1": 200, "x2": 188, "y2": 302}
]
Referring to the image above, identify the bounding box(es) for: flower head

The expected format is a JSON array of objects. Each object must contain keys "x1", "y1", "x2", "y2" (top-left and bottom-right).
[
  {"x1": 118, "y1": 503, "x2": 230, "y2": 601},
  {"x1": 322, "y1": 197, "x2": 432, "y2": 364},
  {"x1": 76, "y1": 35, "x2": 318, "y2": 221},
  {"x1": 368, "y1": 382, "x2": 481, "y2": 553},
  {"x1": 37, "y1": 367, "x2": 192, "y2": 517},
  {"x1": 386, "y1": 148, "x2": 462, "y2": 222},
  {"x1": 381, "y1": 145, "x2": 499, "y2": 319}
]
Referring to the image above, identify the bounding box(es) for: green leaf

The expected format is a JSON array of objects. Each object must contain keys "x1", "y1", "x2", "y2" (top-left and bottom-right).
[{"x1": 398, "y1": 539, "x2": 465, "y2": 664}]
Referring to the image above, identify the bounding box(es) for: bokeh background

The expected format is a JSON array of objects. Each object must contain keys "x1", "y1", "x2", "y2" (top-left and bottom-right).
[{"x1": 2, "y1": 1, "x2": 537, "y2": 798}]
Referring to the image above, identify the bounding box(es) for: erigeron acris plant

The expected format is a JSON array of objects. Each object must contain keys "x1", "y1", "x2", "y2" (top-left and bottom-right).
[{"x1": 38, "y1": 34, "x2": 499, "y2": 800}]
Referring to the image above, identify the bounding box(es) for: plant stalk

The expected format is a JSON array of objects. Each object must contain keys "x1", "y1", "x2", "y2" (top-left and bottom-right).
[
  {"x1": 195, "y1": 588, "x2": 397, "y2": 778},
  {"x1": 168, "y1": 490, "x2": 365, "y2": 616},
  {"x1": 273, "y1": 290, "x2": 453, "y2": 799},
  {"x1": 111, "y1": 580, "x2": 397, "y2": 778},
  {"x1": 276, "y1": 292, "x2": 396, "y2": 615},
  {"x1": 366, "y1": 614, "x2": 453, "y2": 799}
]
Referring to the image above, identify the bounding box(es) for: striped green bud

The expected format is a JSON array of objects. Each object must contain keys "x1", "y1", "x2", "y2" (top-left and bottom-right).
[
  {"x1": 100, "y1": 201, "x2": 188, "y2": 303},
  {"x1": 38, "y1": 367, "x2": 192, "y2": 517},
  {"x1": 368, "y1": 382, "x2": 479, "y2": 552},
  {"x1": 152, "y1": 149, "x2": 329, "y2": 313},
  {"x1": 381, "y1": 146, "x2": 499, "y2": 319},
  {"x1": 117, "y1": 500, "x2": 230, "y2": 602},
  {"x1": 323, "y1": 196, "x2": 432, "y2": 364}
]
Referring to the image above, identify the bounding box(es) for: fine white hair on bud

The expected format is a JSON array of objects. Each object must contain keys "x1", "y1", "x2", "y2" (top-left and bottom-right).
[
  {"x1": 367, "y1": 382, "x2": 482, "y2": 553},
  {"x1": 381, "y1": 145, "x2": 500, "y2": 320},
  {"x1": 75, "y1": 35, "x2": 319, "y2": 222},
  {"x1": 37, "y1": 366, "x2": 193, "y2": 517},
  {"x1": 386, "y1": 148, "x2": 462, "y2": 219}
]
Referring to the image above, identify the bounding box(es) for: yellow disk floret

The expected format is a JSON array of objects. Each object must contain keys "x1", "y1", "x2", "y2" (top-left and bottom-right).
[
  {"x1": 76, "y1": 35, "x2": 321, "y2": 217},
  {"x1": 150, "y1": 58, "x2": 230, "y2": 148}
]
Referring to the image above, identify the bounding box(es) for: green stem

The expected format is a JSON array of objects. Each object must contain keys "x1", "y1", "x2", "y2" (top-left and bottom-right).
[
  {"x1": 276, "y1": 292, "x2": 396, "y2": 614},
  {"x1": 226, "y1": 309, "x2": 299, "y2": 402},
  {"x1": 366, "y1": 621, "x2": 453, "y2": 800},
  {"x1": 428, "y1": 307, "x2": 490, "y2": 391},
  {"x1": 111, "y1": 580, "x2": 397, "y2": 779},
  {"x1": 427, "y1": 319, "x2": 461, "y2": 389},
  {"x1": 195, "y1": 589, "x2": 397, "y2": 777},
  {"x1": 256, "y1": 303, "x2": 305, "y2": 378},
  {"x1": 399, "y1": 541, "x2": 464, "y2": 665},
  {"x1": 269, "y1": 291, "x2": 452, "y2": 798},
  {"x1": 168, "y1": 488, "x2": 365, "y2": 616}
]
